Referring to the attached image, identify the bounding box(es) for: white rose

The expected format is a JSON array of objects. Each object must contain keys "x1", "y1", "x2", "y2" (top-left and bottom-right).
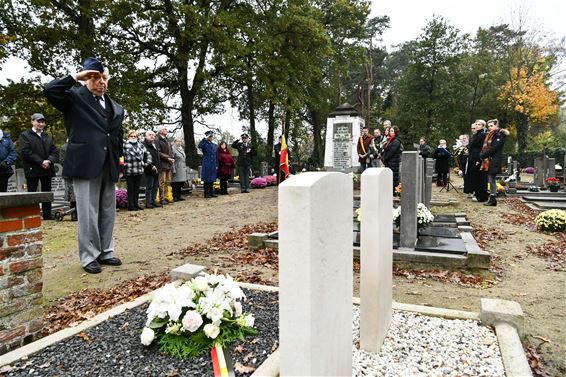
[
  {"x1": 203, "y1": 323, "x2": 220, "y2": 339},
  {"x1": 234, "y1": 301, "x2": 243, "y2": 317},
  {"x1": 140, "y1": 327, "x2": 155, "y2": 346},
  {"x1": 182, "y1": 311, "x2": 203, "y2": 332},
  {"x1": 193, "y1": 276, "x2": 209, "y2": 292}
]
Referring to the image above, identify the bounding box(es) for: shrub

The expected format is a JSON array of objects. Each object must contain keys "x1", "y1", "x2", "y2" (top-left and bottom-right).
[
  {"x1": 250, "y1": 177, "x2": 267, "y2": 188},
  {"x1": 535, "y1": 209, "x2": 566, "y2": 232},
  {"x1": 116, "y1": 189, "x2": 128, "y2": 208}
]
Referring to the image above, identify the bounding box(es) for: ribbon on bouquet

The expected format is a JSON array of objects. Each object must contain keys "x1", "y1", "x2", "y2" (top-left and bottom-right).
[{"x1": 211, "y1": 344, "x2": 235, "y2": 377}]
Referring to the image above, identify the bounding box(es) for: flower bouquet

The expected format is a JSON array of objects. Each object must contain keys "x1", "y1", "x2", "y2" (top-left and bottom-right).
[
  {"x1": 250, "y1": 177, "x2": 267, "y2": 188},
  {"x1": 263, "y1": 175, "x2": 277, "y2": 186},
  {"x1": 141, "y1": 273, "x2": 256, "y2": 359},
  {"x1": 535, "y1": 209, "x2": 566, "y2": 232},
  {"x1": 116, "y1": 188, "x2": 128, "y2": 208},
  {"x1": 393, "y1": 203, "x2": 434, "y2": 229},
  {"x1": 545, "y1": 177, "x2": 560, "y2": 192}
]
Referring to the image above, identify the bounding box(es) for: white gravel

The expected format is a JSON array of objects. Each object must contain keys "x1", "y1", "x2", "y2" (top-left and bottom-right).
[{"x1": 352, "y1": 307, "x2": 505, "y2": 377}]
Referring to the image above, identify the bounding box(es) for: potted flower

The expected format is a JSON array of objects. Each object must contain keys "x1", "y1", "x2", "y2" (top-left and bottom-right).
[
  {"x1": 545, "y1": 177, "x2": 560, "y2": 192},
  {"x1": 141, "y1": 273, "x2": 256, "y2": 358},
  {"x1": 535, "y1": 209, "x2": 566, "y2": 232}
]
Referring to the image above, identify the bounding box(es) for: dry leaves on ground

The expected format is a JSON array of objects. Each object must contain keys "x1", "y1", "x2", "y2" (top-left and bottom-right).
[
  {"x1": 42, "y1": 273, "x2": 170, "y2": 336},
  {"x1": 526, "y1": 233, "x2": 566, "y2": 270},
  {"x1": 472, "y1": 223, "x2": 508, "y2": 250},
  {"x1": 171, "y1": 222, "x2": 278, "y2": 257},
  {"x1": 393, "y1": 268, "x2": 494, "y2": 289},
  {"x1": 501, "y1": 198, "x2": 538, "y2": 227},
  {"x1": 525, "y1": 345, "x2": 549, "y2": 377},
  {"x1": 235, "y1": 248, "x2": 278, "y2": 269}
]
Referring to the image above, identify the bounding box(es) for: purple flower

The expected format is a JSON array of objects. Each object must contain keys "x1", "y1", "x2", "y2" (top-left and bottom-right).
[
  {"x1": 263, "y1": 175, "x2": 277, "y2": 186},
  {"x1": 524, "y1": 167, "x2": 535, "y2": 174},
  {"x1": 250, "y1": 177, "x2": 268, "y2": 188},
  {"x1": 116, "y1": 188, "x2": 128, "y2": 208}
]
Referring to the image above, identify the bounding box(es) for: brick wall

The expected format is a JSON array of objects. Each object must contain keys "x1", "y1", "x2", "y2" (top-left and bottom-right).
[{"x1": 0, "y1": 203, "x2": 44, "y2": 355}]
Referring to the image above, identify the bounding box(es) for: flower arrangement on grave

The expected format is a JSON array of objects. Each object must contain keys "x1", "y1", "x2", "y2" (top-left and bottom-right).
[
  {"x1": 524, "y1": 166, "x2": 535, "y2": 174},
  {"x1": 545, "y1": 177, "x2": 560, "y2": 188},
  {"x1": 392, "y1": 203, "x2": 434, "y2": 229},
  {"x1": 349, "y1": 172, "x2": 360, "y2": 184},
  {"x1": 213, "y1": 180, "x2": 220, "y2": 193},
  {"x1": 535, "y1": 209, "x2": 566, "y2": 232},
  {"x1": 250, "y1": 177, "x2": 268, "y2": 188},
  {"x1": 263, "y1": 175, "x2": 277, "y2": 186},
  {"x1": 140, "y1": 273, "x2": 256, "y2": 358},
  {"x1": 192, "y1": 177, "x2": 202, "y2": 186},
  {"x1": 394, "y1": 183, "x2": 402, "y2": 197},
  {"x1": 115, "y1": 189, "x2": 128, "y2": 208},
  {"x1": 487, "y1": 182, "x2": 506, "y2": 195},
  {"x1": 355, "y1": 208, "x2": 361, "y2": 223}
]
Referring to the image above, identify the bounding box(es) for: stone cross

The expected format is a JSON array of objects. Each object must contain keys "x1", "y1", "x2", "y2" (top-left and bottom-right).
[
  {"x1": 279, "y1": 172, "x2": 353, "y2": 376},
  {"x1": 360, "y1": 168, "x2": 392, "y2": 352},
  {"x1": 400, "y1": 152, "x2": 419, "y2": 249}
]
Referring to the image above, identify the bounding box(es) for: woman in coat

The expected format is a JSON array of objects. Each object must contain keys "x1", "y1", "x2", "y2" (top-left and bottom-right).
[
  {"x1": 0, "y1": 130, "x2": 18, "y2": 192},
  {"x1": 217, "y1": 141, "x2": 235, "y2": 195},
  {"x1": 171, "y1": 137, "x2": 187, "y2": 201},
  {"x1": 433, "y1": 139, "x2": 451, "y2": 187},
  {"x1": 198, "y1": 131, "x2": 218, "y2": 198},
  {"x1": 466, "y1": 120, "x2": 488, "y2": 202},
  {"x1": 480, "y1": 119, "x2": 509, "y2": 206},
  {"x1": 381, "y1": 126, "x2": 403, "y2": 191},
  {"x1": 124, "y1": 130, "x2": 151, "y2": 211}
]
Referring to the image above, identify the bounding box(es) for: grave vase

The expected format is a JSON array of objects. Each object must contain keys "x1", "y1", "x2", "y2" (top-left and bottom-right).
[{"x1": 549, "y1": 185, "x2": 559, "y2": 192}]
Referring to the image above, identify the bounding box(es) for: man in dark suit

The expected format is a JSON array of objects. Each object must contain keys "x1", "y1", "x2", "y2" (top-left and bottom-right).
[
  {"x1": 44, "y1": 57, "x2": 124, "y2": 274},
  {"x1": 19, "y1": 113, "x2": 59, "y2": 219}
]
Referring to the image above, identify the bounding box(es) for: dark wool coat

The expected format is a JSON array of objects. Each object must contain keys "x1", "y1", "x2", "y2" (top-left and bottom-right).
[
  {"x1": 0, "y1": 132, "x2": 18, "y2": 175},
  {"x1": 156, "y1": 135, "x2": 174, "y2": 171},
  {"x1": 418, "y1": 143, "x2": 433, "y2": 159},
  {"x1": 198, "y1": 138, "x2": 217, "y2": 182},
  {"x1": 231, "y1": 140, "x2": 253, "y2": 167},
  {"x1": 142, "y1": 139, "x2": 160, "y2": 176},
  {"x1": 19, "y1": 129, "x2": 58, "y2": 178},
  {"x1": 433, "y1": 147, "x2": 451, "y2": 174},
  {"x1": 480, "y1": 129, "x2": 509, "y2": 174},
  {"x1": 465, "y1": 132, "x2": 487, "y2": 194},
  {"x1": 44, "y1": 75, "x2": 124, "y2": 182},
  {"x1": 381, "y1": 136, "x2": 402, "y2": 188}
]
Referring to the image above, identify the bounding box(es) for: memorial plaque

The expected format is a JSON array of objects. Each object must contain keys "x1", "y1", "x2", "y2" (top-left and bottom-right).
[{"x1": 333, "y1": 123, "x2": 352, "y2": 170}]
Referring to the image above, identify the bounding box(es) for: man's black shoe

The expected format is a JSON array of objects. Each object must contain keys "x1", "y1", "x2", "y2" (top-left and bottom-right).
[
  {"x1": 83, "y1": 260, "x2": 102, "y2": 274},
  {"x1": 97, "y1": 257, "x2": 122, "y2": 266},
  {"x1": 136, "y1": 206, "x2": 144, "y2": 211}
]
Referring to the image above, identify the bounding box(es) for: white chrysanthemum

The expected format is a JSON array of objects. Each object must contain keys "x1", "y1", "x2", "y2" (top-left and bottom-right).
[{"x1": 140, "y1": 327, "x2": 155, "y2": 346}]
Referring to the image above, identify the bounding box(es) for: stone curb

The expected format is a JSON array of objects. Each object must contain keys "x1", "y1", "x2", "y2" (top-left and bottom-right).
[{"x1": 0, "y1": 292, "x2": 152, "y2": 367}]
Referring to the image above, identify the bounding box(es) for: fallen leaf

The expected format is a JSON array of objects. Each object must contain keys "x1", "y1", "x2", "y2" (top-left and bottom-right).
[
  {"x1": 165, "y1": 369, "x2": 180, "y2": 377},
  {"x1": 233, "y1": 345, "x2": 245, "y2": 353},
  {"x1": 234, "y1": 363, "x2": 256, "y2": 373},
  {"x1": 76, "y1": 332, "x2": 90, "y2": 342},
  {"x1": 243, "y1": 352, "x2": 255, "y2": 362}
]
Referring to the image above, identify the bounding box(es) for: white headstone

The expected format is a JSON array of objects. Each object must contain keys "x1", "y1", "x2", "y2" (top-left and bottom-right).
[
  {"x1": 360, "y1": 168, "x2": 393, "y2": 352},
  {"x1": 279, "y1": 172, "x2": 353, "y2": 376},
  {"x1": 324, "y1": 104, "x2": 364, "y2": 172}
]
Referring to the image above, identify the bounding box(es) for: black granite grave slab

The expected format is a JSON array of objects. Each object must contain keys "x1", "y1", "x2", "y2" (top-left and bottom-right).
[
  {"x1": 393, "y1": 234, "x2": 467, "y2": 255},
  {"x1": 418, "y1": 226, "x2": 461, "y2": 238}
]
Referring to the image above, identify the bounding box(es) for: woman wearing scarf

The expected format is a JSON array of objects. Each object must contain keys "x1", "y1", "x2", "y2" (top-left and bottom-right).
[
  {"x1": 171, "y1": 137, "x2": 187, "y2": 201},
  {"x1": 217, "y1": 141, "x2": 235, "y2": 195},
  {"x1": 381, "y1": 126, "x2": 403, "y2": 191},
  {"x1": 480, "y1": 119, "x2": 509, "y2": 206},
  {"x1": 124, "y1": 130, "x2": 151, "y2": 211}
]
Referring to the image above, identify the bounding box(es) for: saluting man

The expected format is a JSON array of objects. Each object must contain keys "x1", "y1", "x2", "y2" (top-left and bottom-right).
[{"x1": 44, "y1": 57, "x2": 125, "y2": 274}]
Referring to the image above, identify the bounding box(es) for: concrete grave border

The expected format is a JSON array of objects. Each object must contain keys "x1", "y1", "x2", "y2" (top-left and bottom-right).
[{"x1": 0, "y1": 265, "x2": 530, "y2": 377}]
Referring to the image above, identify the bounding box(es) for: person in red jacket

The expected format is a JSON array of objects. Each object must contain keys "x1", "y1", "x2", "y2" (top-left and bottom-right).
[{"x1": 217, "y1": 141, "x2": 235, "y2": 195}]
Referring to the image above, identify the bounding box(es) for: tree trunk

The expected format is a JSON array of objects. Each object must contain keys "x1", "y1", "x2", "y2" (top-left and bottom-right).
[
  {"x1": 310, "y1": 109, "x2": 323, "y2": 167},
  {"x1": 247, "y1": 80, "x2": 259, "y2": 171},
  {"x1": 516, "y1": 111, "x2": 529, "y2": 156},
  {"x1": 267, "y1": 100, "x2": 276, "y2": 167},
  {"x1": 77, "y1": 0, "x2": 95, "y2": 61}
]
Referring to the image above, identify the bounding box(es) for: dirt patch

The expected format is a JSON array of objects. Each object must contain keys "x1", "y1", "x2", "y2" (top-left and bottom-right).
[{"x1": 41, "y1": 179, "x2": 565, "y2": 376}]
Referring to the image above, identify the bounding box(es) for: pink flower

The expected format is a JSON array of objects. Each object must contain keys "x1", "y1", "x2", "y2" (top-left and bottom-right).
[{"x1": 182, "y1": 310, "x2": 203, "y2": 332}]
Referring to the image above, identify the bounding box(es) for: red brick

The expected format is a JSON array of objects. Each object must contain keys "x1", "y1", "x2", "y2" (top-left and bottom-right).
[
  {"x1": 0, "y1": 326, "x2": 25, "y2": 343},
  {"x1": 9, "y1": 259, "x2": 42, "y2": 274},
  {"x1": 0, "y1": 299, "x2": 25, "y2": 317},
  {"x1": 1, "y1": 205, "x2": 40, "y2": 219},
  {"x1": 0, "y1": 219, "x2": 23, "y2": 233},
  {"x1": 0, "y1": 246, "x2": 25, "y2": 260},
  {"x1": 24, "y1": 216, "x2": 41, "y2": 229},
  {"x1": 6, "y1": 232, "x2": 42, "y2": 247},
  {"x1": 29, "y1": 282, "x2": 43, "y2": 294}
]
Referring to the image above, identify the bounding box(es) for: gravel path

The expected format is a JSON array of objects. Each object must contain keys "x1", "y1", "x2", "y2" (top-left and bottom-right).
[
  {"x1": 352, "y1": 307, "x2": 505, "y2": 377},
  {"x1": 4, "y1": 289, "x2": 279, "y2": 377}
]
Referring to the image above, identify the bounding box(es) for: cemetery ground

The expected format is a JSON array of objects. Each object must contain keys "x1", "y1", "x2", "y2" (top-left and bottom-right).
[{"x1": 38, "y1": 179, "x2": 565, "y2": 376}]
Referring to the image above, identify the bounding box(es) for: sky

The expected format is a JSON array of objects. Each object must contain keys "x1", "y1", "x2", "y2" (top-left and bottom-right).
[{"x1": 1, "y1": 0, "x2": 564, "y2": 138}]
